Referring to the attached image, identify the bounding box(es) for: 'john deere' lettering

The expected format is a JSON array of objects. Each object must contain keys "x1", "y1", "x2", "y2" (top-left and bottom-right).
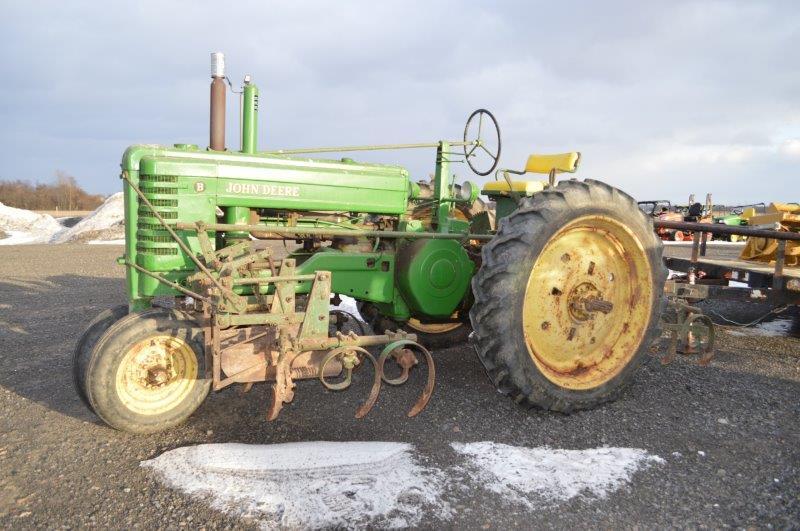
[{"x1": 224, "y1": 182, "x2": 300, "y2": 197}]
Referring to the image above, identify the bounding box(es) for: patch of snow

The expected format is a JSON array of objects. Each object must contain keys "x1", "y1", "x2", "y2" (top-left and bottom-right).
[
  {"x1": 142, "y1": 441, "x2": 451, "y2": 529},
  {"x1": 0, "y1": 203, "x2": 63, "y2": 245},
  {"x1": 725, "y1": 318, "x2": 793, "y2": 337},
  {"x1": 667, "y1": 269, "x2": 684, "y2": 280},
  {"x1": 51, "y1": 192, "x2": 124, "y2": 243},
  {"x1": 451, "y1": 441, "x2": 663, "y2": 507},
  {"x1": 331, "y1": 294, "x2": 365, "y2": 322}
]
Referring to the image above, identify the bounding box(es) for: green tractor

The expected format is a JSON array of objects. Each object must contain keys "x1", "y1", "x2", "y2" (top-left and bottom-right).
[{"x1": 74, "y1": 53, "x2": 666, "y2": 433}]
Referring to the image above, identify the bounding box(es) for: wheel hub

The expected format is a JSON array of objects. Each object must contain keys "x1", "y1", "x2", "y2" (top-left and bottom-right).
[
  {"x1": 522, "y1": 215, "x2": 654, "y2": 390},
  {"x1": 567, "y1": 282, "x2": 614, "y2": 321},
  {"x1": 115, "y1": 335, "x2": 198, "y2": 415}
]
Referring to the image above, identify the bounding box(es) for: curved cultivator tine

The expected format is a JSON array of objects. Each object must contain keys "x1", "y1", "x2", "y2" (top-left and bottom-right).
[
  {"x1": 319, "y1": 346, "x2": 382, "y2": 419},
  {"x1": 378, "y1": 340, "x2": 436, "y2": 418}
]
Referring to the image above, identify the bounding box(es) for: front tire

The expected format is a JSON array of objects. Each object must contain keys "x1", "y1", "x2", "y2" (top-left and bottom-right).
[
  {"x1": 85, "y1": 309, "x2": 211, "y2": 433},
  {"x1": 470, "y1": 179, "x2": 666, "y2": 412},
  {"x1": 73, "y1": 305, "x2": 129, "y2": 412}
]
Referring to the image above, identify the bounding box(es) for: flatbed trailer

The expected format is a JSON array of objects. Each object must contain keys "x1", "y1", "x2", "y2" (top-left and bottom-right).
[
  {"x1": 656, "y1": 220, "x2": 800, "y2": 307},
  {"x1": 651, "y1": 220, "x2": 799, "y2": 365}
]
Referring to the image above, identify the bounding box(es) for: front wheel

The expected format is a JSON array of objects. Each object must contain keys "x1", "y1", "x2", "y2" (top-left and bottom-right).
[
  {"x1": 73, "y1": 305, "x2": 129, "y2": 412},
  {"x1": 470, "y1": 179, "x2": 666, "y2": 412},
  {"x1": 85, "y1": 309, "x2": 211, "y2": 433}
]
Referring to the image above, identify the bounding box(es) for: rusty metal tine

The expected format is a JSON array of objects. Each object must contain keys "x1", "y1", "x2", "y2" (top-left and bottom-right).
[
  {"x1": 406, "y1": 346, "x2": 435, "y2": 418},
  {"x1": 266, "y1": 385, "x2": 282, "y2": 421},
  {"x1": 354, "y1": 351, "x2": 382, "y2": 419}
]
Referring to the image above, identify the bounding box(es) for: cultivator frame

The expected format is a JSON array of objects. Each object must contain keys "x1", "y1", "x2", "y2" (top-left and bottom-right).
[{"x1": 122, "y1": 170, "x2": 435, "y2": 420}]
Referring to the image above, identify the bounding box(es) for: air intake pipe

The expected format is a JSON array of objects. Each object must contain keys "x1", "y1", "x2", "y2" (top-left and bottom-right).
[{"x1": 209, "y1": 52, "x2": 226, "y2": 151}]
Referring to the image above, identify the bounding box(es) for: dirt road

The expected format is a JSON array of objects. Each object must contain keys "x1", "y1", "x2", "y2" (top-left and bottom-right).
[{"x1": 0, "y1": 244, "x2": 798, "y2": 528}]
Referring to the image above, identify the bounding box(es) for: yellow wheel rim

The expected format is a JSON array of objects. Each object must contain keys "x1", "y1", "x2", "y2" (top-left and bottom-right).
[
  {"x1": 407, "y1": 315, "x2": 462, "y2": 334},
  {"x1": 522, "y1": 215, "x2": 654, "y2": 390},
  {"x1": 115, "y1": 335, "x2": 198, "y2": 415}
]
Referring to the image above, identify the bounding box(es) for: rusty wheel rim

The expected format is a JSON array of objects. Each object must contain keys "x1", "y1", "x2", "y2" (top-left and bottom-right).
[
  {"x1": 115, "y1": 335, "x2": 197, "y2": 415},
  {"x1": 406, "y1": 316, "x2": 462, "y2": 334},
  {"x1": 522, "y1": 215, "x2": 654, "y2": 390}
]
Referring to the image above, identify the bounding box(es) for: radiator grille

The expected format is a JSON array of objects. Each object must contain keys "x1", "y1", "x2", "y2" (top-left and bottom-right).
[{"x1": 136, "y1": 174, "x2": 179, "y2": 256}]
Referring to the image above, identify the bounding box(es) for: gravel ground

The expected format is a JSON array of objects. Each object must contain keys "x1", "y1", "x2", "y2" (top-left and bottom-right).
[{"x1": 0, "y1": 244, "x2": 798, "y2": 529}]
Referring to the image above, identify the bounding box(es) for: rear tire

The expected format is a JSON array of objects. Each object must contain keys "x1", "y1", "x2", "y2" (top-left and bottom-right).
[
  {"x1": 85, "y1": 308, "x2": 211, "y2": 433},
  {"x1": 470, "y1": 179, "x2": 666, "y2": 412},
  {"x1": 72, "y1": 305, "x2": 128, "y2": 412},
  {"x1": 371, "y1": 314, "x2": 471, "y2": 349}
]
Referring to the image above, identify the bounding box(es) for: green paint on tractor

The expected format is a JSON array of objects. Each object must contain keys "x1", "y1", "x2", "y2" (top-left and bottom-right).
[{"x1": 74, "y1": 53, "x2": 666, "y2": 433}]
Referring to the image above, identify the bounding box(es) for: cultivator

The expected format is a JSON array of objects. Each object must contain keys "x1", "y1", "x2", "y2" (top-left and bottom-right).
[
  {"x1": 74, "y1": 53, "x2": 668, "y2": 433},
  {"x1": 124, "y1": 174, "x2": 435, "y2": 421}
]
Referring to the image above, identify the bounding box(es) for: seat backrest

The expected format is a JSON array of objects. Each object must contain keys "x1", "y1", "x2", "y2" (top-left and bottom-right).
[{"x1": 524, "y1": 152, "x2": 580, "y2": 174}]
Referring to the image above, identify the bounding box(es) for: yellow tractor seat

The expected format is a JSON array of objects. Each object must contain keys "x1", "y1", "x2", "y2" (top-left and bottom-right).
[
  {"x1": 482, "y1": 180, "x2": 546, "y2": 195},
  {"x1": 524, "y1": 152, "x2": 581, "y2": 174}
]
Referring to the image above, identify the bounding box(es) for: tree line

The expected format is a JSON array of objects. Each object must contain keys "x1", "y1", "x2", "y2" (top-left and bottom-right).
[{"x1": 0, "y1": 171, "x2": 104, "y2": 211}]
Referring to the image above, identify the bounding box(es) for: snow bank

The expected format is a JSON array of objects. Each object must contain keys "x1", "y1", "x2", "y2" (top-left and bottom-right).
[
  {"x1": 451, "y1": 441, "x2": 663, "y2": 507},
  {"x1": 0, "y1": 203, "x2": 63, "y2": 245},
  {"x1": 141, "y1": 441, "x2": 451, "y2": 529},
  {"x1": 0, "y1": 193, "x2": 125, "y2": 245},
  {"x1": 52, "y1": 192, "x2": 124, "y2": 243}
]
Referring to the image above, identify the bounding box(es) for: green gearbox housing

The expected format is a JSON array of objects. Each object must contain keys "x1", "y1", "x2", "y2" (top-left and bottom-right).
[{"x1": 396, "y1": 239, "x2": 474, "y2": 318}]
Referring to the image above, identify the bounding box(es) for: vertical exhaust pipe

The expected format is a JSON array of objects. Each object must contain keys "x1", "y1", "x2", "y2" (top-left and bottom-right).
[{"x1": 210, "y1": 52, "x2": 226, "y2": 151}]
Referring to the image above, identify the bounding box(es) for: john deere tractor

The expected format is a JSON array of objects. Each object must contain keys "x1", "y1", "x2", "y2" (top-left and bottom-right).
[{"x1": 73, "y1": 53, "x2": 666, "y2": 433}]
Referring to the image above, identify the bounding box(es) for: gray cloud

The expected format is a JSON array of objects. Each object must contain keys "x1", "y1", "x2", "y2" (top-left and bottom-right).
[{"x1": 1, "y1": 0, "x2": 797, "y2": 204}]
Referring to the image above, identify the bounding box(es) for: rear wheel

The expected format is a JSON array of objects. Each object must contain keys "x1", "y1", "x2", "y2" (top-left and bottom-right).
[
  {"x1": 470, "y1": 179, "x2": 666, "y2": 412},
  {"x1": 85, "y1": 309, "x2": 211, "y2": 433},
  {"x1": 372, "y1": 312, "x2": 471, "y2": 349}
]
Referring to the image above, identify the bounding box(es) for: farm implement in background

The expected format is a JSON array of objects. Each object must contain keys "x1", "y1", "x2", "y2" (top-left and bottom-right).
[{"x1": 656, "y1": 219, "x2": 800, "y2": 365}]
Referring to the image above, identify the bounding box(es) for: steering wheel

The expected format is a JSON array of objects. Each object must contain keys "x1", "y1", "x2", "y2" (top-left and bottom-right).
[{"x1": 463, "y1": 109, "x2": 501, "y2": 176}]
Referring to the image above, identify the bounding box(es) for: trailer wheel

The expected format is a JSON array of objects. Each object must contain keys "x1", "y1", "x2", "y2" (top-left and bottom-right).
[
  {"x1": 72, "y1": 305, "x2": 128, "y2": 412},
  {"x1": 85, "y1": 309, "x2": 210, "y2": 433},
  {"x1": 470, "y1": 179, "x2": 667, "y2": 412}
]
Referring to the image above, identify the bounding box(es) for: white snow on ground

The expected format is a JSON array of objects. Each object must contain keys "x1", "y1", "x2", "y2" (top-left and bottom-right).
[
  {"x1": 331, "y1": 294, "x2": 365, "y2": 322},
  {"x1": 0, "y1": 193, "x2": 124, "y2": 245},
  {"x1": 451, "y1": 441, "x2": 663, "y2": 508},
  {"x1": 725, "y1": 318, "x2": 794, "y2": 337},
  {"x1": 51, "y1": 192, "x2": 124, "y2": 243},
  {"x1": 141, "y1": 441, "x2": 451, "y2": 529},
  {"x1": 143, "y1": 441, "x2": 665, "y2": 527},
  {"x1": 0, "y1": 203, "x2": 63, "y2": 244}
]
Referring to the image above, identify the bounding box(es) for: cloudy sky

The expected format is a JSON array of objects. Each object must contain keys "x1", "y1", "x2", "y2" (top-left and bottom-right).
[{"x1": 1, "y1": 1, "x2": 798, "y2": 204}]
